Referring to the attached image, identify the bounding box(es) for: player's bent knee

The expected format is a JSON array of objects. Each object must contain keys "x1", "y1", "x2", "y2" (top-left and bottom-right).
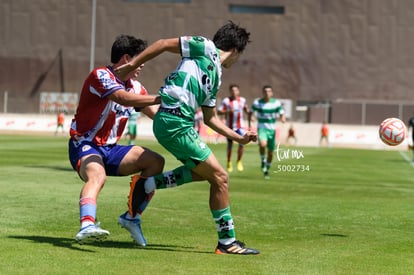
[
  {"x1": 154, "y1": 154, "x2": 165, "y2": 170},
  {"x1": 213, "y1": 170, "x2": 229, "y2": 189},
  {"x1": 94, "y1": 174, "x2": 107, "y2": 187}
]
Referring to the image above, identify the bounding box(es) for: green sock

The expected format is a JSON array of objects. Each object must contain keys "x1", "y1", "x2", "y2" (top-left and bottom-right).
[
  {"x1": 211, "y1": 207, "x2": 236, "y2": 245},
  {"x1": 154, "y1": 166, "x2": 193, "y2": 189}
]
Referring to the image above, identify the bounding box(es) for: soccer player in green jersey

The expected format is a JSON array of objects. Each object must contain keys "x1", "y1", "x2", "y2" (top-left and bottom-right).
[
  {"x1": 115, "y1": 21, "x2": 260, "y2": 255},
  {"x1": 249, "y1": 85, "x2": 286, "y2": 179}
]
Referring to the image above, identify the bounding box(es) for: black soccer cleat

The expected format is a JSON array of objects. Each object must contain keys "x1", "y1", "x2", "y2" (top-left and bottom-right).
[{"x1": 215, "y1": 240, "x2": 260, "y2": 255}]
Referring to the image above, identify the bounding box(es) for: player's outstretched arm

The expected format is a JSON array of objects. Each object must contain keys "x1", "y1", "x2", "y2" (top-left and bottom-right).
[
  {"x1": 247, "y1": 111, "x2": 254, "y2": 129},
  {"x1": 280, "y1": 114, "x2": 286, "y2": 123},
  {"x1": 141, "y1": 105, "x2": 159, "y2": 119},
  {"x1": 202, "y1": 106, "x2": 257, "y2": 145},
  {"x1": 108, "y1": 90, "x2": 161, "y2": 108},
  {"x1": 115, "y1": 38, "x2": 180, "y2": 81}
]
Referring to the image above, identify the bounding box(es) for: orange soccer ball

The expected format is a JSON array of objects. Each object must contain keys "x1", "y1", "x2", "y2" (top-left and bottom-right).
[{"x1": 378, "y1": 118, "x2": 406, "y2": 146}]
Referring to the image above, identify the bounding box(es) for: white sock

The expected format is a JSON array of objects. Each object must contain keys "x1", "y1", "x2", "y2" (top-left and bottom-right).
[{"x1": 144, "y1": 176, "x2": 156, "y2": 193}]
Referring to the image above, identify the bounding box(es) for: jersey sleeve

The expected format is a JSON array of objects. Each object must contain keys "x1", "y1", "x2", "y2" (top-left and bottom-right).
[
  {"x1": 277, "y1": 105, "x2": 285, "y2": 115},
  {"x1": 241, "y1": 97, "x2": 249, "y2": 111},
  {"x1": 129, "y1": 79, "x2": 149, "y2": 96},
  {"x1": 202, "y1": 97, "x2": 216, "y2": 108},
  {"x1": 217, "y1": 98, "x2": 228, "y2": 112},
  {"x1": 90, "y1": 68, "x2": 124, "y2": 98},
  {"x1": 128, "y1": 80, "x2": 149, "y2": 112},
  {"x1": 251, "y1": 100, "x2": 259, "y2": 112},
  {"x1": 180, "y1": 36, "x2": 214, "y2": 58}
]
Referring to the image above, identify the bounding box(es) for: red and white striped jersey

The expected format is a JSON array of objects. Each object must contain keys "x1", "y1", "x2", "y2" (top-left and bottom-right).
[
  {"x1": 218, "y1": 96, "x2": 247, "y2": 130},
  {"x1": 70, "y1": 66, "x2": 148, "y2": 146}
]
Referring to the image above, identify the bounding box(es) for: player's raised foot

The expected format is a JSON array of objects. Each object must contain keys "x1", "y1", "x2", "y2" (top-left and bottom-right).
[
  {"x1": 227, "y1": 161, "x2": 233, "y2": 172},
  {"x1": 75, "y1": 222, "x2": 110, "y2": 244},
  {"x1": 118, "y1": 211, "x2": 146, "y2": 246},
  {"x1": 215, "y1": 240, "x2": 260, "y2": 255},
  {"x1": 237, "y1": 160, "x2": 244, "y2": 171}
]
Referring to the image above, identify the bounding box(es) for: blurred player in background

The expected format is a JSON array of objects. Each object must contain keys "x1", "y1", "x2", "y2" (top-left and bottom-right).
[
  {"x1": 218, "y1": 84, "x2": 250, "y2": 172},
  {"x1": 320, "y1": 120, "x2": 329, "y2": 146},
  {"x1": 54, "y1": 111, "x2": 65, "y2": 136},
  {"x1": 286, "y1": 123, "x2": 297, "y2": 146},
  {"x1": 115, "y1": 21, "x2": 260, "y2": 255},
  {"x1": 249, "y1": 85, "x2": 285, "y2": 179},
  {"x1": 68, "y1": 35, "x2": 163, "y2": 246},
  {"x1": 126, "y1": 109, "x2": 140, "y2": 145}
]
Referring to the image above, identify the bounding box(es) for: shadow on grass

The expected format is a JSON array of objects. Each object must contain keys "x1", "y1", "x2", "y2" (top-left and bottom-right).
[
  {"x1": 8, "y1": 235, "x2": 211, "y2": 254},
  {"x1": 320, "y1": 233, "x2": 348, "y2": 237},
  {"x1": 140, "y1": 243, "x2": 212, "y2": 254},
  {"x1": 9, "y1": 235, "x2": 95, "y2": 252}
]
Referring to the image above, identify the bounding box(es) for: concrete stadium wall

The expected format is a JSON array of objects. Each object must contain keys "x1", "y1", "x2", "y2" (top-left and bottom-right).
[
  {"x1": 1, "y1": 0, "x2": 414, "y2": 124},
  {"x1": 330, "y1": 101, "x2": 414, "y2": 126}
]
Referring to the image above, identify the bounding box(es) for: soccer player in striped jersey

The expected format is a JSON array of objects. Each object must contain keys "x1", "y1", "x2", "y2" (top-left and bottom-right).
[
  {"x1": 218, "y1": 84, "x2": 250, "y2": 172},
  {"x1": 115, "y1": 21, "x2": 260, "y2": 255},
  {"x1": 68, "y1": 35, "x2": 163, "y2": 245},
  {"x1": 249, "y1": 85, "x2": 286, "y2": 179}
]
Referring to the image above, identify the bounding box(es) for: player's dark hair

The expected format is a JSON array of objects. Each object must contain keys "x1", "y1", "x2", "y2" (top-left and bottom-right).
[
  {"x1": 229, "y1": 83, "x2": 239, "y2": 90},
  {"x1": 213, "y1": 21, "x2": 251, "y2": 52},
  {"x1": 111, "y1": 35, "x2": 147, "y2": 64},
  {"x1": 262, "y1": 84, "x2": 272, "y2": 91}
]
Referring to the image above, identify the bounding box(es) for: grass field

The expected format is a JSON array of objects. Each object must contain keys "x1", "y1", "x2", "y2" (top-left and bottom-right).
[{"x1": 1, "y1": 134, "x2": 414, "y2": 274}]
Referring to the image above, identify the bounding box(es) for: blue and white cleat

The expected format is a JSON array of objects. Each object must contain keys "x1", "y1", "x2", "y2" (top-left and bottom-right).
[
  {"x1": 75, "y1": 222, "x2": 110, "y2": 244},
  {"x1": 118, "y1": 212, "x2": 147, "y2": 246}
]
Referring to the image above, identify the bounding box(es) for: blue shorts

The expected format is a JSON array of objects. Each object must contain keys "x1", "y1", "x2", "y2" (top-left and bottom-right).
[
  {"x1": 227, "y1": 128, "x2": 245, "y2": 143},
  {"x1": 68, "y1": 139, "x2": 132, "y2": 176}
]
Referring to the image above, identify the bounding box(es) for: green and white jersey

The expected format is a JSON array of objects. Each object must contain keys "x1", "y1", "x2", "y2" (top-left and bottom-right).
[
  {"x1": 159, "y1": 36, "x2": 222, "y2": 122},
  {"x1": 251, "y1": 98, "x2": 284, "y2": 130}
]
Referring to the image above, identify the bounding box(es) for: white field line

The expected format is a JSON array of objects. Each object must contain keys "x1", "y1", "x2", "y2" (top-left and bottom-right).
[{"x1": 399, "y1": 151, "x2": 414, "y2": 168}]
